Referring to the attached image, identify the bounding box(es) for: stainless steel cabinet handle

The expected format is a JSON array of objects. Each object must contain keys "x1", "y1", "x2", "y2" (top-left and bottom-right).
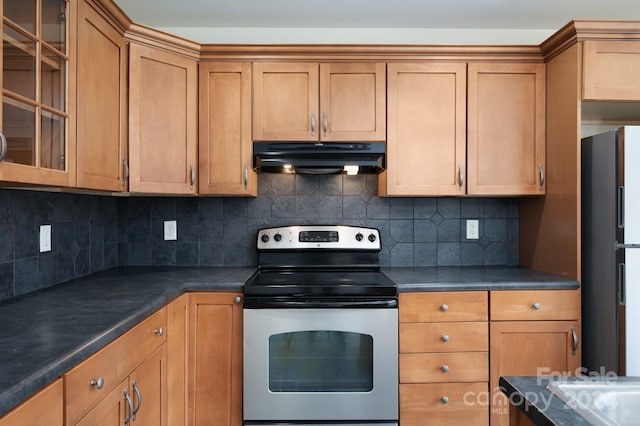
[
  {"x1": 90, "y1": 377, "x2": 105, "y2": 389},
  {"x1": 154, "y1": 327, "x2": 164, "y2": 336},
  {"x1": 243, "y1": 164, "x2": 249, "y2": 190},
  {"x1": 323, "y1": 112, "x2": 328, "y2": 137},
  {"x1": 440, "y1": 304, "x2": 449, "y2": 312},
  {"x1": 234, "y1": 296, "x2": 242, "y2": 304},
  {"x1": 532, "y1": 303, "x2": 541, "y2": 310},
  {"x1": 132, "y1": 381, "x2": 142, "y2": 420},
  {"x1": 441, "y1": 396, "x2": 449, "y2": 404},
  {"x1": 311, "y1": 112, "x2": 316, "y2": 136},
  {"x1": 0, "y1": 132, "x2": 7, "y2": 162},
  {"x1": 441, "y1": 334, "x2": 449, "y2": 342},
  {"x1": 458, "y1": 166, "x2": 464, "y2": 191},
  {"x1": 190, "y1": 164, "x2": 196, "y2": 190},
  {"x1": 441, "y1": 365, "x2": 450, "y2": 373},
  {"x1": 122, "y1": 159, "x2": 129, "y2": 187},
  {"x1": 571, "y1": 326, "x2": 578, "y2": 356},
  {"x1": 124, "y1": 388, "x2": 134, "y2": 426},
  {"x1": 539, "y1": 165, "x2": 545, "y2": 190}
]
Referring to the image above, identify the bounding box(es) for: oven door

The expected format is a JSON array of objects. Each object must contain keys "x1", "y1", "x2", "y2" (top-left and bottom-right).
[{"x1": 243, "y1": 308, "x2": 398, "y2": 422}]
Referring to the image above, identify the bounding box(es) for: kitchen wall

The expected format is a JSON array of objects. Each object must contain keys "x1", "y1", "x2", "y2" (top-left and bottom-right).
[
  {"x1": 120, "y1": 174, "x2": 519, "y2": 268},
  {"x1": 1, "y1": 174, "x2": 518, "y2": 302},
  {"x1": 0, "y1": 188, "x2": 119, "y2": 301}
]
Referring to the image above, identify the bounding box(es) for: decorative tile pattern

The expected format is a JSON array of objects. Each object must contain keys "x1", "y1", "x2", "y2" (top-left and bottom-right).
[{"x1": 1, "y1": 174, "x2": 519, "y2": 302}]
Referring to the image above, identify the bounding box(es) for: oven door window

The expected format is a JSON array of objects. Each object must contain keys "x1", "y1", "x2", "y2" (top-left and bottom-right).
[{"x1": 269, "y1": 331, "x2": 373, "y2": 392}]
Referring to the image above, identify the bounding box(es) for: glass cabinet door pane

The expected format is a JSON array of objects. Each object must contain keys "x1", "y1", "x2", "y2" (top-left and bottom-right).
[
  {"x1": 3, "y1": 0, "x2": 36, "y2": 34},
  {"x1": 3, "y1": 24, "x2": 36, "y2": 100},
  {"x1": 41, "y1": 47, "x2": 65, "y2": 111},
  {"x1": 42, "y1": 0, "x2": 66, "y2": 53},
  {"x1": 2, "y1": 98, "x2": 36, "y2": 166},
  {"x1": 41, "y1": 111, "x2": 65, "y2": 170}
]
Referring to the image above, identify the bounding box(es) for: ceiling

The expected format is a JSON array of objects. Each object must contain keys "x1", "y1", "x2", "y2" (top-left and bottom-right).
[{"x1": 114, "y1": 0, "x2": 640, "y2": 45}]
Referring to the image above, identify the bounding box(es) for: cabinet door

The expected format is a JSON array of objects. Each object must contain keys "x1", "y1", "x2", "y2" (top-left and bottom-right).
[
  {"x1": 76, "y1": 0, "x2": 127, "y2": 191},
  {"x1": 189, "y1": 293, "x2": 242, "y2": 426},
  {"x1": 199, "y1": 62, "x2": 257, "y2": 195},
  {"x1": 252, "y1": 62, "x2": 319, "y2": 141},
  {"x1": 381, "y1": 63, "x2": 466, "y2": 196},
  {"x1": 319, "y1": 62, "x2": 386, "y2": 141},
  {"x1": 167, "y1": 295, "x2": 188, "y2": 426},
  {"x1": 583, "y1": 40, "x2": 640, "y2": 101},
  {"x1": 129, "y1": 345, "x2": 167, "y2": 426},
  {"x1": 128, "y1": 43, "x2": 198, "y2": 194},
  {"x1": 0, "y1": 0, "x2": 75, "y2": 186},
  {"x1": 75, "y1": 379, "x2": 128, "y2": 426},
  {"x1": 467, "y1": 63, "x2": 545, "y2": 195},
  {"x1": 489, "y1": 321, "x2": 580, "y2": 426},
  {"x1": 0, "y1": 379, "x2": 63, "y2": 426}
]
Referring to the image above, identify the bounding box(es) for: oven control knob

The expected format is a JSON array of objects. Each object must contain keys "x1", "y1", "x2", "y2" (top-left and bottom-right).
[
  {"x1": 355, "y1": 233, "x2": 364, "y2": 242},
  {"x1": 274, "y1": 233, "x2": 282, "y2": 242},
  {"x1": 368, "y1": 233, "x2": 377, "y2": 243},
  {"x1": 260, "y1": 234, "x2": 270, "y2": 243}
]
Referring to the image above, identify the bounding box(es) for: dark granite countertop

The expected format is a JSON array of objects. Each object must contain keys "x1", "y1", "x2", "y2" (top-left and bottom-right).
[
  {"x1": 0, "y1": 265, "x2": 577, "y2": 418},
  {"x1": 0, "y1": 266, "x2": 253, "y2": 417},
  {"x1": 384, "y1": 266, "x2": 579, "y2": 292}
]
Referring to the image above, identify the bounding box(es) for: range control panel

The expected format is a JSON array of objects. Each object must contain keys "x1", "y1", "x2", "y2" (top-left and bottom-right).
[{"x1": 257, "y1": 225, "x2": 381, "y2": 251}]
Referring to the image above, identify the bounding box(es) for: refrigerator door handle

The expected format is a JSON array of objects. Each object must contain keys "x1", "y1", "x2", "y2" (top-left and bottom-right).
[
  {"x1": 618, "y1": 263, "x2": 626, "y2": 305},
  {"x1": 618, "y1": 186, "x2": 625, "y2": 228}
]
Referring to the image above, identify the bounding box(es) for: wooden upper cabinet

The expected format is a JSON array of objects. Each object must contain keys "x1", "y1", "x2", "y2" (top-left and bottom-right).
[
  {"x1": 582, "y1": 40, "x2": 640, "y2": 101},
  {"x1": 0, "y1": 0, "x2": 76, "y2": 186},
  {"x1": 252, "y1": 61, "x2": 385, "y2": 142},
  {"x1": 467, "y1": 63, "x2": 546, "y2": 196},
  {"x1": 76, "y1": 0, "x2": 127, "y2": 191},
  {"x1": 128, "y1": 43, "x2": 198, "y2": 194},
  {"x1": 381, "y1": 63, "x2": 466, "y2": 196},
  {"x1": 319, "y1": 62, "x2": 386, "y2": 141},
  {"x1": 199, "y1": 62, "x2": 257, "y2": 195}
]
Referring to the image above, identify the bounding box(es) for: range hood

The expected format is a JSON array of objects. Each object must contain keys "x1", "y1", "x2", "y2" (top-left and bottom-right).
[{"x1": 253, "y1": 142, "x2": 385, "y2": 175}]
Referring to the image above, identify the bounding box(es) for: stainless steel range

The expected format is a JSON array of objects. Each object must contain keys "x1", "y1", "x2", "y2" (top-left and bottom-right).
[{"x1": 243, "y1": 225, "x2": 398, "y2": 426}]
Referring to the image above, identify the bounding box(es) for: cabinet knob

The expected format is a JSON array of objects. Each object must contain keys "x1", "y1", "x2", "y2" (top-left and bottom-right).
[
  {"x1": 90, "y1": 377, "x2": 105, "y2": 390},
  {"x1": 441, "y1": 365, "x2": 450, "y2": 373},
  {"x1": 441, "y1": 334, "x2": 450, "y2": 342},
  {"x1": 234, "y1": 296, "x2": 242, "y2": 304},
  {"x1": 440, "y1": 304, "x2": 449, "y2": 312},
  {"x1": 441, "y1": 396, "x2": 449, "y2": 404},
  {"x1": 154, "y1": 327, "x2": 164, "y2": 336},
  {"x1": 532, "y1": 303, "x2": 541, "y2": 310}
]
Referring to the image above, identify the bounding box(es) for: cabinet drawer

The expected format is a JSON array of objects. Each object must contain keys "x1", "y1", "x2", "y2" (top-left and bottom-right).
[
  {"x1": 400, "y1": 292, "x2": 488, "y2": 322},
  {"x1": 400, "y1": 352, "x2": 488, "y2": 383},
  {"x1": 400, "y1": 382, "x2": 489, "y2": 426},
  {"x1": 400, "y1": 322, "x2": 488, "y2": 353},
  {"x1": 0, "y1": 379, "x2": 63, "y2": 426},
  {"x1": 490, "y1": 290, "x2": 579, "y2": 321},
  {"x1": 65, "y1": 307, "x2": 167, "y2": 425}
]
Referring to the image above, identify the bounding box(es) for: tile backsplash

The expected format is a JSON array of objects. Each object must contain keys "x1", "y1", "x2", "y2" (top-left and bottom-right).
[{"x1": 1, "y1": 174, "x2": 518, "y2": 301}]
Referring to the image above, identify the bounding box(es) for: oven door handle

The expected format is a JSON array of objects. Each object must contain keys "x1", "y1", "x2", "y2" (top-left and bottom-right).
[{"x1": 243, "y1": 299, "x2": 398, "y2": 309}]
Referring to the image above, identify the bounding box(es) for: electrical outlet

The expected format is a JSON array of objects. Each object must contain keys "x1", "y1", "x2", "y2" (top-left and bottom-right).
[
  {"x1": 466, "y1": 220, "x2": 479, "y2": 240},
  {"x1": 164, "y1": 220, "x2": 177, "y2": 241},
  {"x1": 40, "y1": 224, "x2": 52, "y2": 252}
]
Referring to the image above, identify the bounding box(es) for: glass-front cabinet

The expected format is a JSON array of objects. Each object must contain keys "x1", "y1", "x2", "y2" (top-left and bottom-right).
[{"x1": 1, "y1": 0, "x2": 75, "y2": 186}]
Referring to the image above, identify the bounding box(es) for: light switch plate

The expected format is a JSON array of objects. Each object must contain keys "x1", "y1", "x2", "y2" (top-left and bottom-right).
[
  {"x1": 40, "y1": 224, "x2": 52, "y2": 252},
  {"x1": 164, "y1": 220, "x2": 177, "y2": 241},
  {"x1": 466, "y1": 220, "x2": 479, "y2": 240}
]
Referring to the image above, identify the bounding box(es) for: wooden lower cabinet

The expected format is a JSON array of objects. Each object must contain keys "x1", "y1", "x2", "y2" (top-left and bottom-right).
[
  {"x1": 167, "y1": 294, "x2": 189, "y2": 426},
  {"x1": 400, "y1": 383, "x2": 489, "y2": 426},
  {"x1": 0, "y1": 379, "x2": 63, "y2": 426},
  {"x1": 489, "y1": 321, "x2": 580, "y2": 426},
  {"x1": 400, "y1": 292, "x2": 489, "y2": 426},
  {"x1": 75, "y1": 378, "x2": 129, "y2": 426},
  {"x1": 189, "y1": 292, "x2": 243, "y2": 426}
]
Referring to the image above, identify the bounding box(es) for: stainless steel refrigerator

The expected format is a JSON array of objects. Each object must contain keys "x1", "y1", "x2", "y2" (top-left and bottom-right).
[{"x1": 582, "y1": 126, "x2": 640, "y2": 376}]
